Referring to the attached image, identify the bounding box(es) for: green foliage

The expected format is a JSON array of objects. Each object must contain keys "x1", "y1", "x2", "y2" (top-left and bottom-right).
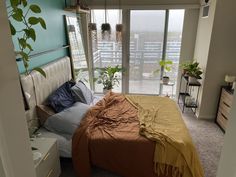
[
  {"x1": 184, "y1": 61, "x2": 203, "y2": 79},
  {"x1": 95, "y1": 65, "x2": 124, "y2": 90},
  {"x1": 8, "y1": 0, "x2": 47, "y2": 77},
  {"x1": 154, "y1": 59, "x2": 173, "y2": 76}
]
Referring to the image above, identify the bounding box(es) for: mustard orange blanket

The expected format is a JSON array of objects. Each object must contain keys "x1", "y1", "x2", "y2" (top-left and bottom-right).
[{"x1": 125, "y1": 95, "x2": 204, "y2": 177}]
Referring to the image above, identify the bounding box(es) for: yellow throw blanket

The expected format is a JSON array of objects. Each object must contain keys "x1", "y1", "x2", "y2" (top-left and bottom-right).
[{"x1": 125, "y1": 95, "x2": 204, "y2": 177}]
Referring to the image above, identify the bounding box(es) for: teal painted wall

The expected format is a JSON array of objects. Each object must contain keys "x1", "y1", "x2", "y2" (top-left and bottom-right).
[{"x1": 8, "y1": 0, "x2": 74, "y2": 73}]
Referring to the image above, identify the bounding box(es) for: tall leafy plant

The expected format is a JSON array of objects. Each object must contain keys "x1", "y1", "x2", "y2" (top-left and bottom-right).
[
  {"x1": 95, "y1": 65, "x2": 123, "y2": 90},
  {"x1": 7, "y1": 0, "x2": 47, "y2": 77}
]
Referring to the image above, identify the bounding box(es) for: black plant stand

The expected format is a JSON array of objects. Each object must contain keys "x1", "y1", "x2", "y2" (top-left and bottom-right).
[{"x1": 178, "y1": 75, "x2": 201, "y2": 113}]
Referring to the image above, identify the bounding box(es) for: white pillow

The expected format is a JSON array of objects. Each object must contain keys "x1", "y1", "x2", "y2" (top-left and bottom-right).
[{"x1": 44, "y1": 102, "x2": 90, "y2": 136}]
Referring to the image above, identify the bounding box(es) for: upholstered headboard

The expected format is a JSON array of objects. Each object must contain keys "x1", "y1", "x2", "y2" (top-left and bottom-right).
[{"x1": 21, "y1": 57, "x2": 72, "y2": 131}]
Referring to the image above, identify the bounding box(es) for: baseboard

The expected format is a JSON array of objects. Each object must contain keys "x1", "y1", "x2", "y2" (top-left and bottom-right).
[{"x1": 196, "y1": 113, "x2": 216, "y2": 120}]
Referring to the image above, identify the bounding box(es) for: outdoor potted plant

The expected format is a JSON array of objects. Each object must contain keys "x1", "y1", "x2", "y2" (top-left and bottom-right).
[
  {"x1": 185, "y1": 61, "x2": 203, "y2": 83},
  {"x1": 95, "y1": 65, "x2": 123, "y2": 94},
  {"x1": 154, "y1": 60, "x2": 173, "y2": 84}
]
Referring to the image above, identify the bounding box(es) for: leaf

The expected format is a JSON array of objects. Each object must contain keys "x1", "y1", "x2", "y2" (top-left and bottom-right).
[
  {"x1": 26, "y1": 43, "x2": 33, "y2": 51},
  {"x1": 22, "y1": 0, "x2": 27, "y2": 7},
  {"x1": 30, "y1": 4, "x2": 41, "y2": 13},
  {"x1": 38, "y1": 17, "x2": 46, "y2": 29},
  {"x1": 19, "y1": 51, "x2": 29, "y2": 61},
  {"x1": 23, "y1": 29, "x2": 30, "y2": 37},
  {"x1": 28, "y1": 28, "x2": 36, "y2": 41},
  {"x1": 9, "y1": 21, "x2": 16, "y2": 35},
  {"x1": 18, "y1": 38, "x2": 27, "y2": 49},
  {"x1": 10, "y1": 0, "x2": 20, "y2": 7},
  {"x1": 33, "y1": 67, "x2": 46, "y2": 78},
  {"x1": 28, "y1": 17, "x2": 39, "y2": 25},
  {"x1": 12, "y1": 8, "x2": 23, "y2": 22}
]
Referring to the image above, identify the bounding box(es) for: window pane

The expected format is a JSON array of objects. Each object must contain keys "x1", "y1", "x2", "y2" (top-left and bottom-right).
[
  {"x1": 163, "y1": 10, "x2": 185, "y2": 97},
  {"x1": 129, "y1": 10, "x2": 165, "y2": 94},
  {"x1": 92, "y1": 10, "x2": 122, "y2": 93}
]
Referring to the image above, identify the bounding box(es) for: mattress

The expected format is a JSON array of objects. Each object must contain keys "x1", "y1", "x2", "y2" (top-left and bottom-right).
[{"x1": 37, "y1": 128, "x2": 72, "y2": 158}]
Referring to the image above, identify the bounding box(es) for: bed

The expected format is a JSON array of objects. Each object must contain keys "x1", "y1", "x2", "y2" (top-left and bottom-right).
[{"x1": 21, "y1": 57, "x2": 203, "y2": 177}]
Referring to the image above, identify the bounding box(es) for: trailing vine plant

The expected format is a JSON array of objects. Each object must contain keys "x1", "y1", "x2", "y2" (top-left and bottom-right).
[{"x1": 7, "y1": 0, "x2": 47, "y2": 77}]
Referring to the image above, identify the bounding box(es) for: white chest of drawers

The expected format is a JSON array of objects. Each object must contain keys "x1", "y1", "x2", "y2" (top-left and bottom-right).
[{"x1": 31, "y1": 138, "x2": 61, "y2": 177}]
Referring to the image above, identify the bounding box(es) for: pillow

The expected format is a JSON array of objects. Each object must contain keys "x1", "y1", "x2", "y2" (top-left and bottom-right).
[
  {"x1": 71, "y1": 81, "x2": 93, "y2": 105},
  {"x1": 36, "y1": 105, "x2": 56, "y2": 125},
  {"x1": 44, "y1": 102, "x2": 90, "y2": 136},
  {"x1": 47, "y1": 81, "x2": 75, "y2": 113}
]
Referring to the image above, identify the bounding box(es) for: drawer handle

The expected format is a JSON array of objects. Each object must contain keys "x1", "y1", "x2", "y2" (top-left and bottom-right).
[
  {"x1": 223, "y1": 101, "x2": 230, "y2": 108},
  {"x1": 43, "y1": 152, "x2": 50, "y2": 161},
  {"x1": 221, "y1": 113, "x2": 228, "y2": 120},
  {"x1": 46, "y1": 169, "x2": 53, "y2": 177}
]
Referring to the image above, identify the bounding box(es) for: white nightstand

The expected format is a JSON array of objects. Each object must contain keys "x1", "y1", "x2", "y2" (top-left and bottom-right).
[{"x1": 31, "y1": 138, "x2": 61, "y2": 177}]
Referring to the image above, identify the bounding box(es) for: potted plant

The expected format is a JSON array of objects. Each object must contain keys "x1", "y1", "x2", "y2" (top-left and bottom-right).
[
  {"x1": 95, "y1": 65, "x2": 123, "y2": 94},
  {"x1": 154, "y1": 60, "x2": 173, "y2": 84},
  {"x1": 180, "y1": 61, "x2": 191, "y2": 75},
  {"x1": 185, "y1": 61, "x2": 203, "y2": 83}
]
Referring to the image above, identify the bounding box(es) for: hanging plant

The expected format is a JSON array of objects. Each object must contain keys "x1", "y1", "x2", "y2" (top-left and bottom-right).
[
  {"x1": 101, "y1": 23, "x2": 111, "y2": 40},
  {"x1": 116, "y1": 24, "x2": 122, "y2": 42},
  {"x1": 101, "y1": 0, "x2": 111, "y2": 40},
  {"x1": 8, "y1": 0, "x2": 47, "y2": 77},
  {"x1": 89, "y1": 23, "x2": 97, "y2": 31},
  {"x1": 116, "y1": 1, "x2": 122, "y2": 42}
]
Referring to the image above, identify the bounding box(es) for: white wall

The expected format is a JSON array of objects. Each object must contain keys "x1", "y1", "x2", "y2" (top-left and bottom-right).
[
  {"x1": 176, "y1": 8, "x2": 199, "y2": 95},
  {"x1": 193, "y1": 0, "x2": 217, "y2": 119},
  {"x1": 0, "y1": 1, "x2": 36, "y2": 177},
  {"x1": 194, "y1": 0, "x2": 236, "y2": 119},
  {"x1": 217, "y1": 93, "x2": 236, "y2": 177},
  {"x1": 0, "y1": 157, "x2": 6, "y2": 177}
]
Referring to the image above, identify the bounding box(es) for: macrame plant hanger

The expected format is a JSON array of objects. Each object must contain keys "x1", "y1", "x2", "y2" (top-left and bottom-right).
[
  {"x1": 89, "y1": 10, "x2": 98, "y2": 50},
  {"x1": 116, "y1": 0, "x2": 123, "y2": 42},
  {"x1": 101, "y1": 0, "x2": 111, "y2": 40}
]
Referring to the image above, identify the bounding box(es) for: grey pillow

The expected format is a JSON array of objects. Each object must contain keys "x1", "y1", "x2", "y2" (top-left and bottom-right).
[
  {"x1": 44, "y1": 102, "x2": 90, "y2": 136},
  {"x1": 71, "y1": 81, "x2": 93, "y2": 105}
]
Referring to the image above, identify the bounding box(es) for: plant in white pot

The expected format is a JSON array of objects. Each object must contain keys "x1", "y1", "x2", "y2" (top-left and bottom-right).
[
  {"x1": 185, "y1": 61, "x2": 203, "y2": 83},
  {"x1": 95, "y1": 65, "x2": 123, "y2": 94},
  {"x1": 154, "y1": 60, "x2": 173, "y2": 84}
]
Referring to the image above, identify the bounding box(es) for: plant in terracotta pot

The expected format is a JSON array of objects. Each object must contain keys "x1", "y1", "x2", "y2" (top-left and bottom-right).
[
  {"x1": 185, "y1": 61, "x2": 203, "y2": 83},
  {"x1": 154, "y1": 60, "x2": 173, "y2": 84},
  {"x1": 95, "y1": 65, "x2": 123, "y2": 94}
]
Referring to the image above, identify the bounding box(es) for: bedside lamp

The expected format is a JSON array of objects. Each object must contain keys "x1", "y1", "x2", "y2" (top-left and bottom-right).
[{"x1": 225, "y1": 75, "x2": 236, "y2": 90}]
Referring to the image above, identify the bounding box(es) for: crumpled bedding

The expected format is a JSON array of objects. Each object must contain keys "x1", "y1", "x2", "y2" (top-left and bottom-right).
[{"x1": 72, "y1": 92, "x2": 203, "y2": 177}]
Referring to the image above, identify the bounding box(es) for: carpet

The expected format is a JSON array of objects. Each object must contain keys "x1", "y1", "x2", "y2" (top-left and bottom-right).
[{"x1": 60, "y1": 110, "x2": 224, "y2": 177}]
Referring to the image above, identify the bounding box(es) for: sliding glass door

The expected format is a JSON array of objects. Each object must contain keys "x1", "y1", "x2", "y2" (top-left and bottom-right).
[
  {"x1": 129, "y1": 10, "x2": 166, "y2": 94},
  {"x1": 89, "y1": 9, "x2": 184, "y2": 95},
  {"x1": 129, "y1": 10, "x2": 184, "y2": 95}
]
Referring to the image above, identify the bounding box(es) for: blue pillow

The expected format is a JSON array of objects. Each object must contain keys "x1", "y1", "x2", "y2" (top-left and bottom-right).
[{"x1": 47, "y1": 81, "x2": 75, "y2": 113}]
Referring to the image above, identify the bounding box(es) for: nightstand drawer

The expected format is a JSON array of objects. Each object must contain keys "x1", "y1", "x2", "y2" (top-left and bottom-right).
[
  {"x1": 36, "y1": 143, "x2": 60, "y2": 177},
  {"x1": 221, "y1": 89, "x2": 233, "y2": 106},
  {"x1": 217, "y1": 111, "x2": 227, "y2": 131}
]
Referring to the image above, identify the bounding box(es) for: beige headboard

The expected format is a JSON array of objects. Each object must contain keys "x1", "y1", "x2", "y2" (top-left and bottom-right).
[{"x1": 20, "y1": 57, "x2": 72, "y2": 131}]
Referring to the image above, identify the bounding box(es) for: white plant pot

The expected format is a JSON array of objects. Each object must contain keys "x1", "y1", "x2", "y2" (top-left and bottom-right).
[
  {"x1": 162, "y1": 76, "x2": 170, "y2": 84},
  {"x1": 189, "y1": 76, "x2": 198, "y2": 83},
  {"x1": 103, "y1": 88, "x2": 111, "y2": 94}
]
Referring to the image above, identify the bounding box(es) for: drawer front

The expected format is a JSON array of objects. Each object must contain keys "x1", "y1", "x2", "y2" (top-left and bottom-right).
[
  {"x1": 36, "y1": 143, "x2": 60, "y2": 177},
  {"x1": 221, "y1": 89, "x2": 233, "y2": 106},
  {"x1": 217, "y1": 111, "x2": 228, "y2": 131},
  {"x1": 219, "y1": 101, "x2": 231, "y2": 119}
]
